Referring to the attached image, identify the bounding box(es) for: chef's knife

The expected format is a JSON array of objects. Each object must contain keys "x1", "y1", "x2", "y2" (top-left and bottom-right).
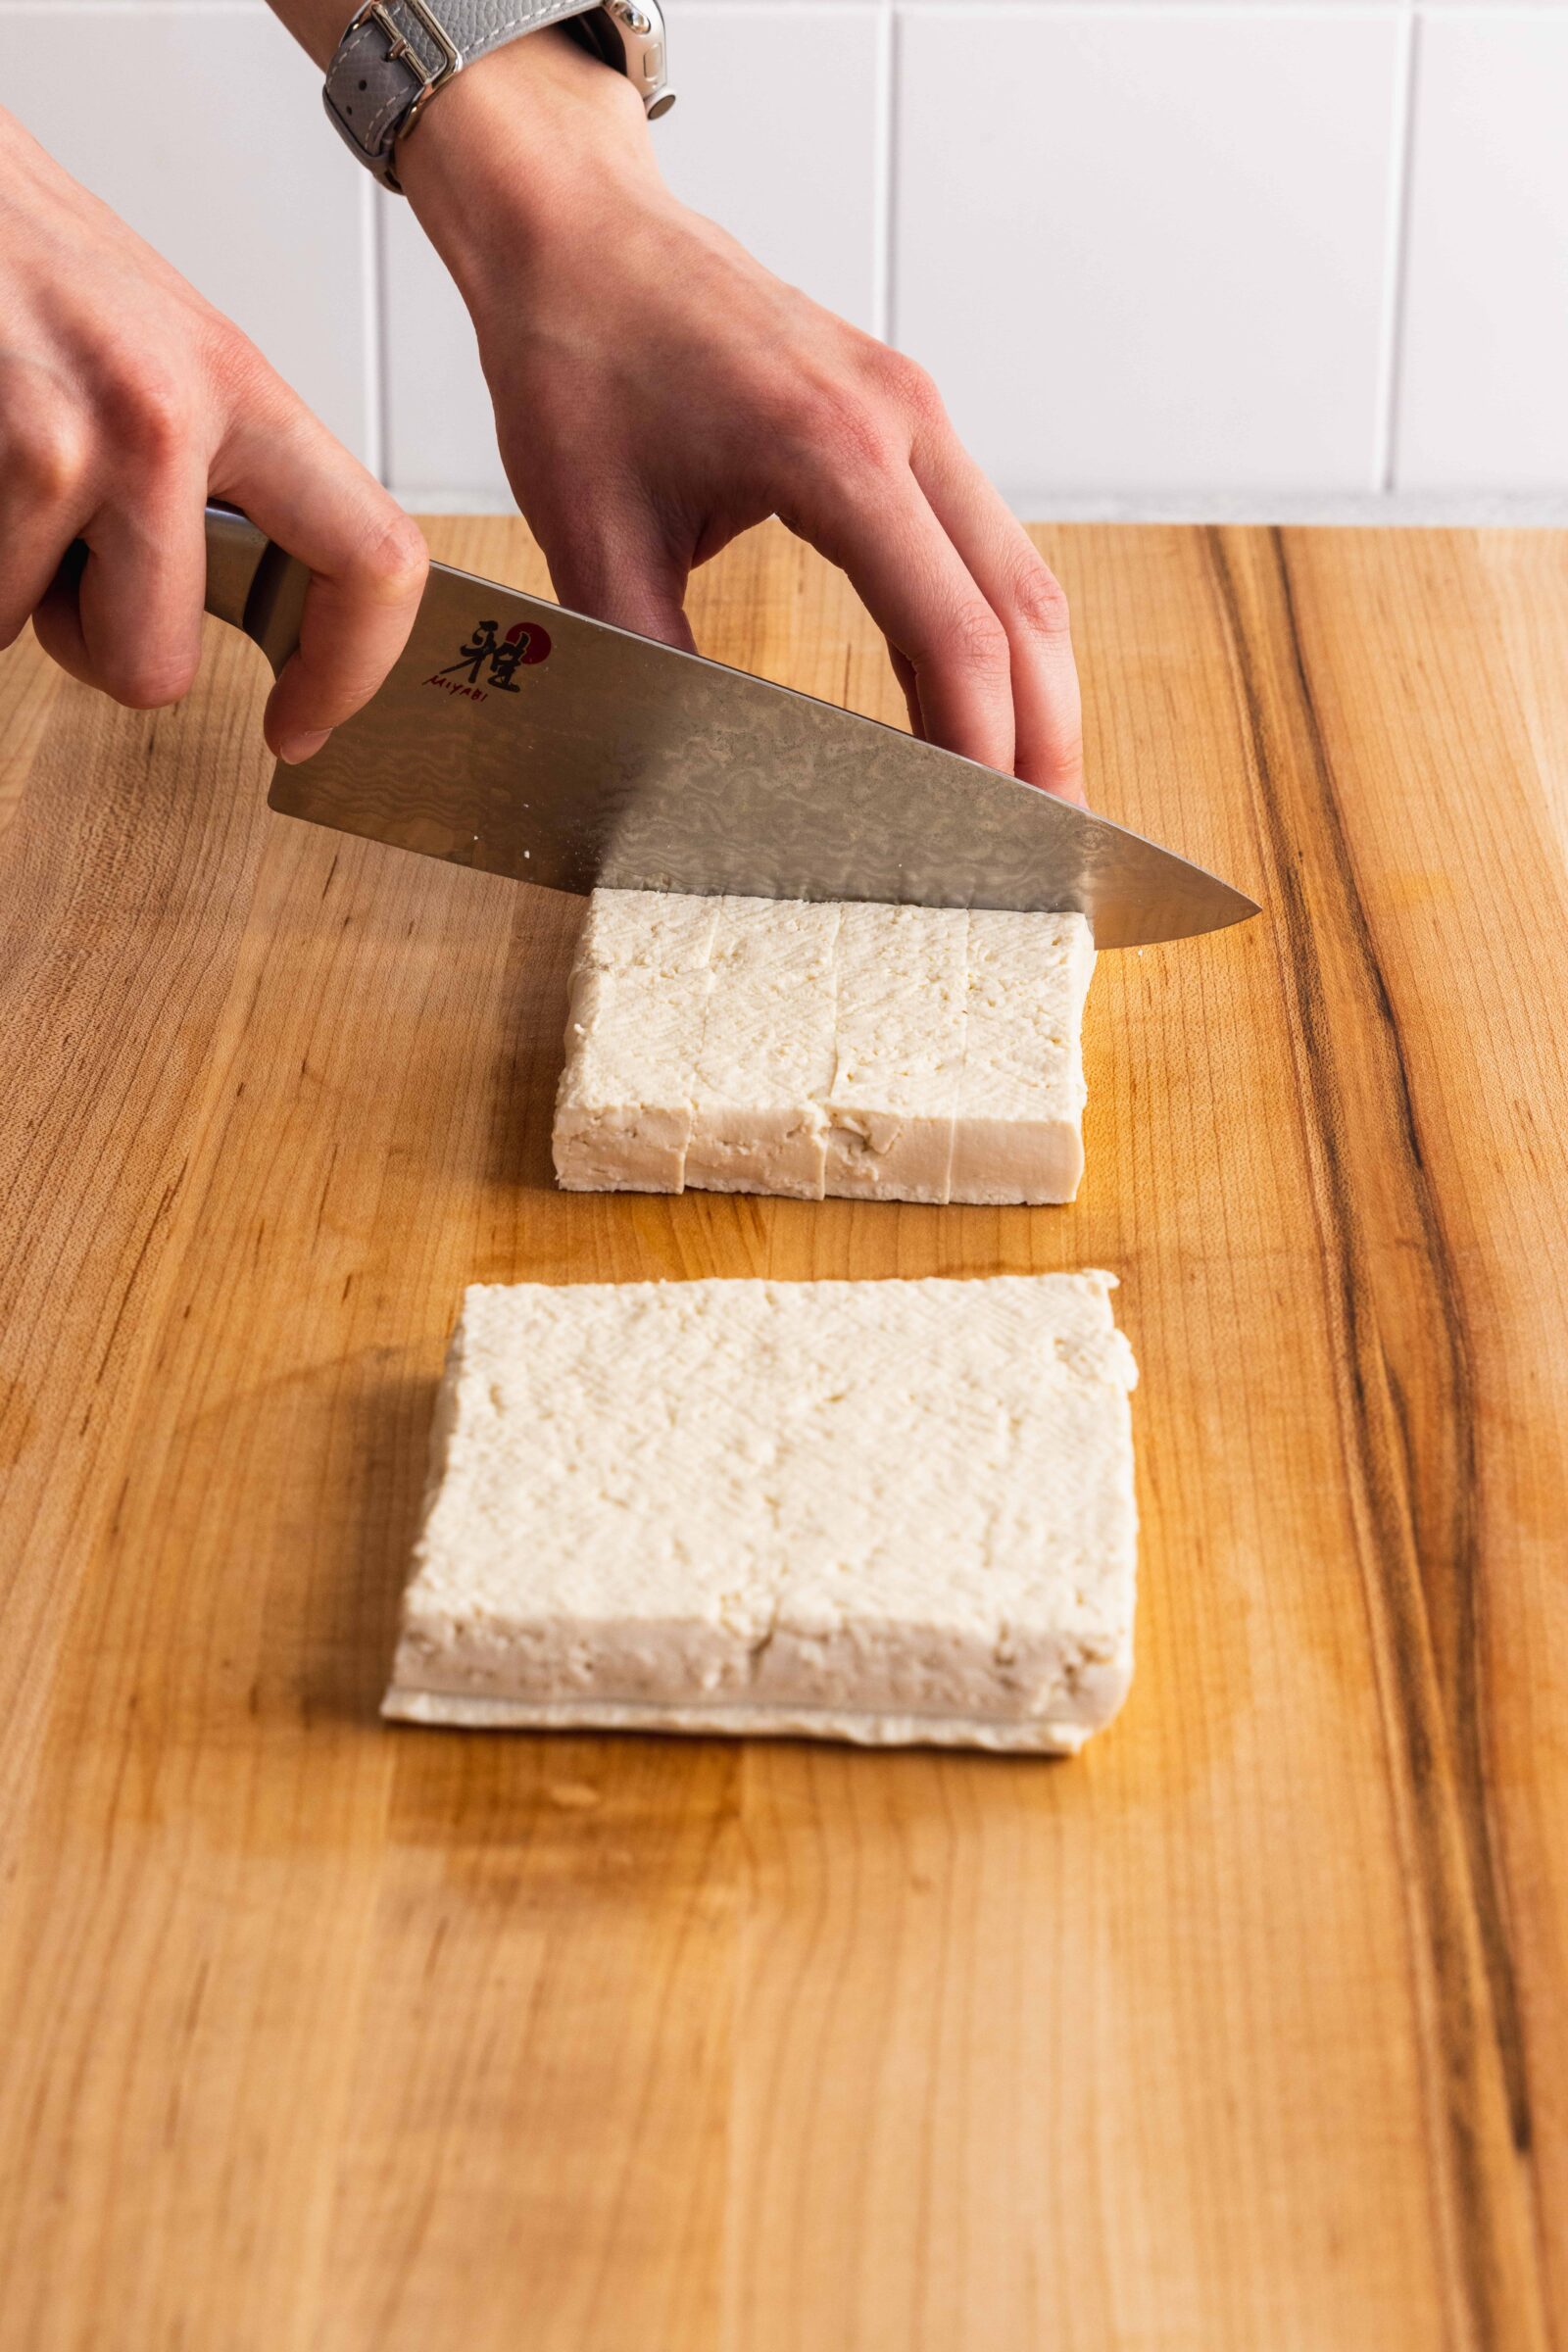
[{"x1": 201, "y1": 503, "x2": 1256, "y2": 949}]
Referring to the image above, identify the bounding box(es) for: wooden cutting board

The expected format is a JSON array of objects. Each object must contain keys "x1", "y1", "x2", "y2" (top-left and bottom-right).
[{"x1": 1, "y1": 517, "x2": 1564, "y2": 2351}]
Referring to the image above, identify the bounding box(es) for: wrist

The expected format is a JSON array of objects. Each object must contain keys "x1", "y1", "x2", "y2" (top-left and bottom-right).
[{"x1": 397, "y1": 27, "x2": 660, "y2": 292}]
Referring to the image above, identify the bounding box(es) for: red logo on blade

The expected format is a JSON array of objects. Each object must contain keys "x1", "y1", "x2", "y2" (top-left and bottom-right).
[{"x1": 423, "y1": 616, "x2": 552, "y2": 703}]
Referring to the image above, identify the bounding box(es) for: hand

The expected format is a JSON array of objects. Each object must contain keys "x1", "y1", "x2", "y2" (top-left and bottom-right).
[
  {"x1": 398, "y1": 35, "x2": 1084, "y2": 801},
  {"x1": 0, "y1": 108, "x2": 428, "y2": 761}
]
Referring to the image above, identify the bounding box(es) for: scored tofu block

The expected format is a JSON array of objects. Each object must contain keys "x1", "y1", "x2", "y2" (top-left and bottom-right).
[
  {"x1": 823, "y1": 903, "x2": 967, "y2": 1204},
  {"x1": 553, "y1": 891, "x2": 720, "y2": 1193},
  {"x1": 683, "y1": 897, "x2": 840, "y2": 1201},
  {"x1": 949, "y1": 911, "x2": 1096, "y2": 1205},
  {"x1": 384, "y1": 1272, "x2": 1140, "y2": 1752},
  {"x1": 551, "y1": 891, "x2": 1097, "y2": 1205}
]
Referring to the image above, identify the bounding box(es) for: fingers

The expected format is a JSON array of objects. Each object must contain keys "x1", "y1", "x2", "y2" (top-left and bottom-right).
[
  {"x1": 785, "y1": 461, "x2": 1016, "y2": 775},
  {"x1": 31, "y1": 470, "x2": 208, "y2": 708},
  {"x1": 0, "y1": 343, "x2": 421, "y2": 758},
  {"x1": 0, "y1": 365, "x2": 97, "y2": 652},
  {"x1": 1, "y1": 340, "x2": 217, "y2": 707},
  {"x1": 911, "y1": 430, "x2": 1085, "y2": 802},
  {"x1": 218, "y1": 396, "x2": 428, "y2": 762},
  {"x1": 0, "y1": 509, "x2": 83, "y2": 660},
  {"x1": 763, "y1": 344, "x2": 1085, "y2": 798},
  {"x1": 0, "y1": 124, "x2": 420, "y2": 753},
  {"x1": 886, "y1": 643, "x2": 923, "y2": 741},
  {"x1": 541, "y1": 500, "x2": 697, "y2": 653}
]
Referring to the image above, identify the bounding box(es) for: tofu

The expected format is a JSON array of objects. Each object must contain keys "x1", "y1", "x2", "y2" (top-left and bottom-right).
[
  {"x1": 823, "y1": 903, "x2": 967, "y2": 1203},
  {"x1": 683, "y1": 897, "x2": 840, "y2": 1201},
  {"x1": 551, "y1": 891, "x2": 1097, "y2": 1205},
  {"x1": 384, "y1": 1272, "x2": 1140, "y2": 1752},
  {"x1": 949, "y1": 912, "x2": 1095, "y2": 1205},
  {"x1": 552, "y1": 891, "x2": 719, "y2": 1193}
]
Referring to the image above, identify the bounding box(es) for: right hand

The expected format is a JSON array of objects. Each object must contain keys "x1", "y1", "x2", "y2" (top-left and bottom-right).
[
  {"x1": 397, "y1": 33, "x2": 1085, "y2": 803},
  {"x1": 0, "y1": 107, "x2": 428, "y2": 762}
]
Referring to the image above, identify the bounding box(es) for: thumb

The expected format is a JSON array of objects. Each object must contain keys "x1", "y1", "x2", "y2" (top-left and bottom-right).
[{"x1": 543, "y1": 506, "x2": 697, "y2": 652}]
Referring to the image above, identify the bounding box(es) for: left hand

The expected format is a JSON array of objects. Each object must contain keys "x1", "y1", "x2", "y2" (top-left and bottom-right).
[
  {"x1": 396, "y1": 30, "x2": 1085, "y2": 802},
  {"x1": 0, "y1": 103, "x2": 428, "y2": 762}
]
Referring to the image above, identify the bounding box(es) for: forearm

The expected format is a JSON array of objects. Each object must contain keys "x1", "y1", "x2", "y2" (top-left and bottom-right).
[
  {"x1": 263, "y1": 0, "x2": 651, "y2": 236},
  {"x1": 394, "y1": 32, "x2": 658, "y2": 290}
]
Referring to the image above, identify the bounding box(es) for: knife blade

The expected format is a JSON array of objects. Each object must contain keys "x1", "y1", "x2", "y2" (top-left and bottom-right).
[{"x1": 204, "y1": 504, "x2": 1257, "y2": 949}]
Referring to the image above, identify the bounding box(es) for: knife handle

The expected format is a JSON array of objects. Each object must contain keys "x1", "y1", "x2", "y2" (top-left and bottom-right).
[
  {"x1": 202, "y1": 504, "x2": 308, "y2": 675},
  {"x1": 55, "y1": 504, "x2": 307, "y2": 679}
]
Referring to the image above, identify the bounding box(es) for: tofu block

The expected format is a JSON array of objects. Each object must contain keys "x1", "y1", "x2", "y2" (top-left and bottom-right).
[
  {"x1": 823, "y1": 903, "x2": 967, "y2": 1203},
  {"x1": 552, "y1": 891, "x2": 719, "y2": 1193},
  {"x1": 551, "y1": 891, "x2": 1097, "y2": 1205},
  {"x1": 683, "y1": 897, "x2": 840, "y2": 1200},
  {"x1": 384, "y1": 1272, "x2": 1139, "y2": 1752},
  {"x1": 949, "y1": 912, "x2": 1095, "y2": 1205}
]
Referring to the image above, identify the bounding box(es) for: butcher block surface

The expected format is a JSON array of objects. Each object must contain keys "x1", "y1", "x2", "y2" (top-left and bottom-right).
[{"x1": 1, "y1": 516, "x2": 1565, "y2": 2351}]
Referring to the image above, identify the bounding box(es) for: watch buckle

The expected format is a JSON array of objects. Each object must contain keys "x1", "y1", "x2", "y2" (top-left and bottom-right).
[{"x1": 347, "y1": 0, "x2": 462, "y2": 184}]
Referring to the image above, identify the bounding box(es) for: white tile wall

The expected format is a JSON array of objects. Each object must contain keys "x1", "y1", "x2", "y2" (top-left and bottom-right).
[
  {"x1": 379, "y1": 210, "x2": 502, "y2": 502},
  {"x1": 1396, "y1": 10, "x2": 1568, "y2": 490},
  {"x1": 3, "y1": 1, "x2": 1568, "y2": 515},
  {"x1": 895, "y1": 7, "x2": 1404, "y2": 501},
  {"x1": 660, "y1": 5, "x2": 884, "y2": 331}
]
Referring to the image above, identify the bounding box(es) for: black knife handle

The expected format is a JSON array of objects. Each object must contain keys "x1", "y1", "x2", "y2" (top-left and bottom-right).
[{"x1": 56, "y1": 503, "x2": 307, "y2": 679}]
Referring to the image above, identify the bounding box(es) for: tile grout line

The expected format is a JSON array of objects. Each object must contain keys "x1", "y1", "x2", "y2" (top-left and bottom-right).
[
  {"x1": 360, "y1": 176, "x2": 387, "y2": 483},
  {"x1": 375, "y1": 185, "x2": 396, "y2": 487},
  {"x1": 1375, "y1": 6, "x2": 1420, "y2": 496},
  {"x1": 874, "y1": 1, "x2": 898, "y2": 349}
]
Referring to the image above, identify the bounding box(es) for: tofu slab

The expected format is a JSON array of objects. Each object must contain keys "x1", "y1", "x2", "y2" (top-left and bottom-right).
[
  {"x1": 553, "y1": 891, "x2": 720, "y2": 1193},
  {"x1": 823, "y1": 903, "x2": 967, "y2": 1203},
  {"x1": 949, "y1": 910, "x2": 1096, "y2": 1205},
  {"x1": 384, "y1": 1272, "x2": 1139, "y2": 1752},
  {"x1": 683, "y1": 897, "x2": 840, "y2": 1200},
  {"x1": 551, "y1": 891, "x2": 1096, "y2": 1205}
]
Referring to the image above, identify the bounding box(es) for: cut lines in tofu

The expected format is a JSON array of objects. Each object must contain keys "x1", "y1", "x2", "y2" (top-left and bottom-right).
[{"x1": 553, "y1": 890, "x2": 1095, "y2": 1204}]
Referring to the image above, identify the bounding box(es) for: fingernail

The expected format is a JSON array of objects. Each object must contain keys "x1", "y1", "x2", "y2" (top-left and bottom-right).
[{"x1": 277, "y1": 728, "x2": 331, "y2": 765}]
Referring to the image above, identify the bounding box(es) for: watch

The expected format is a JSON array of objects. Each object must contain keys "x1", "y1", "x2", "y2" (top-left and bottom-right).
[{"x1": 323, "y1": 0, "x2": 673, "y2": 192}]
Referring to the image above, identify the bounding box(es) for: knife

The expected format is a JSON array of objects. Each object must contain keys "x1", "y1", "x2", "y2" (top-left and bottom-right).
[{"x1": 197, "y1": 502, "x2": 1256, "y2": 949}]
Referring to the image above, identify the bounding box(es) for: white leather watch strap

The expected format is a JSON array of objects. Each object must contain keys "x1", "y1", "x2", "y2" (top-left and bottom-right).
[{"x1": 324, "y1": 0, "x2": 617, "y2": 189}]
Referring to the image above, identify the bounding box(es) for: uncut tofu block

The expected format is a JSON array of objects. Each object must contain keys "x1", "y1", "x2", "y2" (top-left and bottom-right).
[
  {"x1": 551, "y1": 890, "x2": 1097, "y2": 1206},
  {"x1": 384, "y1": 1272, "x2": 1140, "y2": 1753}
]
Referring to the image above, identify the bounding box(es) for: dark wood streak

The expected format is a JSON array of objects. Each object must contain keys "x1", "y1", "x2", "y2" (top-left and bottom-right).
[
  {"x1": 1267, "y1": 534, "x2": 1528, "y2": 2148},
  {"x1": 1203, "y1": 525, "x2": 1538, "y2": 2346}
]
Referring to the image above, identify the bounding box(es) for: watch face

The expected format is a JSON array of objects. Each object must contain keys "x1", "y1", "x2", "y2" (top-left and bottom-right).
[{"x1": 580, "y1": 0, "x2": 672, "y2": 111}]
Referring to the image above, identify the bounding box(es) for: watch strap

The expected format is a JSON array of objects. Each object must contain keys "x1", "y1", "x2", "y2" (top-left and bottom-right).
[{"x1": 323, "y1": 0, "x2": 603, "y2": 189}]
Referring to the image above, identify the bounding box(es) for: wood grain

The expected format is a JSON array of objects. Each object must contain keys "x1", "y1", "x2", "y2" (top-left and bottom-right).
[{"x1": 0, "y1": 517, "x2": 1563, "y2": 2351}]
